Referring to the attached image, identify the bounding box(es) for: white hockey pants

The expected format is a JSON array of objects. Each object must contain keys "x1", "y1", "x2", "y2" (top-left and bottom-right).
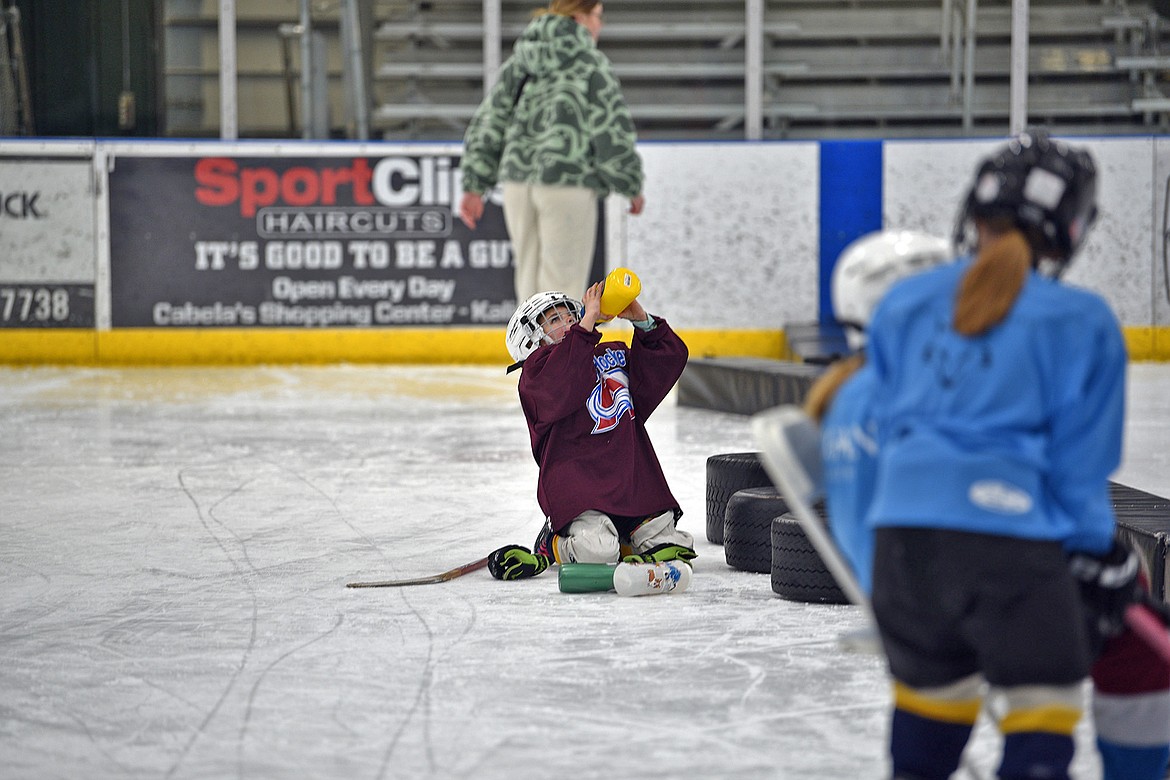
[{"x1": 555, "y1": 510, "x2": 694, "y2": 564}]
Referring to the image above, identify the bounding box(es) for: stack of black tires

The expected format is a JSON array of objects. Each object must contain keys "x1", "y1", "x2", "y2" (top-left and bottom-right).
[{"x1": 706, "y1": 451, "x2": 848, "y2": 605}]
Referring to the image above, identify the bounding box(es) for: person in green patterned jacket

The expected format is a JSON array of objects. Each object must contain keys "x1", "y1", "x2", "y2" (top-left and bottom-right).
[{"x1": 458, "y1": 1, "x2": 645, "y2": 304}]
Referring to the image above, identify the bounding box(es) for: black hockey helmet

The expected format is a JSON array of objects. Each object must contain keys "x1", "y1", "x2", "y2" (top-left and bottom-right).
[{"x1": 955, "y1": 128, "x2": 1098, "y2": 275}]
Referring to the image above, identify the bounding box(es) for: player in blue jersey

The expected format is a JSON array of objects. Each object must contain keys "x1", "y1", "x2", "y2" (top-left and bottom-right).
[
  {"x1": 487, "y1": 282, "x2": 696, "y2": 580},
  {"x1": 806, "y1": 223, "x2": 1170, "y2": 780},
  {"x1": 805, "y1": 230, "x2": 952, "y2": 595},
  {"x1": 850, "y1": 130, "x2": 1165, "y2": 780}
]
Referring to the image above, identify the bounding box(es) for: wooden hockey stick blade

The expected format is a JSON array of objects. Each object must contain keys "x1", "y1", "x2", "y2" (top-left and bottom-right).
[
  {"x1": 346, "y1": 556, "x2": 489, "y2": 588},
  {"x1": 752, "y1": 405, "x2": 873, "y2": 617},
  {"x1": 1124, "y1": 602, "x2": 1170, "y2": 664}
]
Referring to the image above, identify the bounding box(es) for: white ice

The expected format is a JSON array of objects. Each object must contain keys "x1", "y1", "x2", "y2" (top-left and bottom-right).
[{"x1": 1, "y1": 362, "x2": 1168, "y2": 780}]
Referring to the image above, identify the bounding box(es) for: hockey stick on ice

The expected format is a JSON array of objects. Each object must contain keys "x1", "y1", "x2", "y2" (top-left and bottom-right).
[
  {"x1": 751, "y1": 405, "x2": 873, "y2": 621},
  {"x1": 346, "y1": 556, "x2": 489, "y2": 588}
]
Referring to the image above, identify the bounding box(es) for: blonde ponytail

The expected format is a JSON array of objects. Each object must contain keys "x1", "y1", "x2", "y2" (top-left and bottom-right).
[
  {"x1": 803, "y1": 353, "x2": 866, "y2": 424},
  {"x1": 953, "y1": 227, "x2": 1031, "y2": 337}
]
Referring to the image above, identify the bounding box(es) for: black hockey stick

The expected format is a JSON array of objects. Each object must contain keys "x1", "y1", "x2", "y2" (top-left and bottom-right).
[{"x1": 346, "y1": 556, "x2": 489, "y2": 588}]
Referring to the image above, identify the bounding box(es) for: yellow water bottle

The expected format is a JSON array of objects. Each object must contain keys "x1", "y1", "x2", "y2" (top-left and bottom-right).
[{"x1": 599, "y1": 267, "x2": 642, "y2": 319}]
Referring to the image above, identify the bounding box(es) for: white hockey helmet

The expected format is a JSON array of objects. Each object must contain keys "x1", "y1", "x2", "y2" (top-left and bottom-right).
[
  {"x1": 505, "y1": 291, "x2": 584, "y2": 364},
  {"x1": 832, "y1": 230, "x2": 953, "y2": 350}
]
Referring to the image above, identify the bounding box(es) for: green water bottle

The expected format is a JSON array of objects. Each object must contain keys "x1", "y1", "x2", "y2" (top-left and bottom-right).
[{"x1": 558, "y1": 563, "x2": 616, "y2": 593}]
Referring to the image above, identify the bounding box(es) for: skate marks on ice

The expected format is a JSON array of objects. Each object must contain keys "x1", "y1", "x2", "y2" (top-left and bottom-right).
[
  {"x1": 171, "y1": 461, "x2": 354, "y2": 779},
  {"x1": 160, "y1": 388, "x2": 504, "y2": 778},
  {"x1": 390, "y1": 569, "x2": 889, "y2": 779},
  {"x1": 0, "y1": 364, "x2": 1158, "y2": 779},
  {"x1": 0, "y1": 367, "x2": 501, "y2": 778}
]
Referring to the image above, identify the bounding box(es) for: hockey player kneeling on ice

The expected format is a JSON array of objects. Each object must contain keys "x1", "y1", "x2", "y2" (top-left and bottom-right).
[{"x1": 489, "y1": 280, "x2": 696, "y2": 582}]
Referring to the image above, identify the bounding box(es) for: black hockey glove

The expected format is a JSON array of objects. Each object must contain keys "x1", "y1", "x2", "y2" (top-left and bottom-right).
[
  {"x1": 488, "y1": 545, "x2": 551, "y2": 581},
  {"x1": 1068, "y1": 537, "x2": 1141, "y2": 641},
  {"x1": 622, "y1": 543, "x2": 697, "y2": 565}
]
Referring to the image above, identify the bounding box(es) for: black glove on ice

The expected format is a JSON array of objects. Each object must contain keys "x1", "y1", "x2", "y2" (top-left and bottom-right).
[{"x1": 487, "y1": 545, "x2": 551, "y2": 581}]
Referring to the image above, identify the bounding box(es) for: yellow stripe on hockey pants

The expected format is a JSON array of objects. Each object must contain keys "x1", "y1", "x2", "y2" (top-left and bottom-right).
[
  {"x1": 999, "y1": 684, "x2": 1083, "y2": 736},
  {"x1": 996, "y1": 683, "x2": 1083, "y2": 780},
  {"x1": 893, "y1": 677, "x2": 983, "y2": 724},
  {"x1": 889, "y1": 676, "x2": 982, "y2": 779}
]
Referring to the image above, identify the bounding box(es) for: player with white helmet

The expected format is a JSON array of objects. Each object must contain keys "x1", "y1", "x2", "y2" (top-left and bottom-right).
[
  {"x1": 504, "y1": 291, "x2": 584, "y2": 371},
  {"x1": 489, "y1": 278, "x2": 696, "y2": 581},
  {"x1": 802, "y1": 229, "x2": 953, "y2": 596},
  {"x1": 829, "y1": 230, "x2": 952, "y2": 352}
]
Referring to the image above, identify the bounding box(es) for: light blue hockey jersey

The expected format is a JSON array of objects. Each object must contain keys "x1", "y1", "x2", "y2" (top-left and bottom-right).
[
  {"x1": 821, "y1": 364, "x2": 880, "y2": 595},
  {"x1": 864, "y1": 257, "x2": 1127, "y2": 555}
]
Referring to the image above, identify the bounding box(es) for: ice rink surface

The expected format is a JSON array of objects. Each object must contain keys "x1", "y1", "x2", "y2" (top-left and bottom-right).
[{"x1": 2, "y1": 361, "x2": 1168, "y2": 780}]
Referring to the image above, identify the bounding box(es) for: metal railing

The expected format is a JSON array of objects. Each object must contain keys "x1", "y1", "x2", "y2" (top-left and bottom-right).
[
  {"x1": 199, "y1": 1, "x2": 1165, "y2": 141},
  {"x1": 0, "y1": 2, "x2": 34, "y2": 136},
  {"x1": 276, "y1": 0, "x2": 371, "y2": 139}
]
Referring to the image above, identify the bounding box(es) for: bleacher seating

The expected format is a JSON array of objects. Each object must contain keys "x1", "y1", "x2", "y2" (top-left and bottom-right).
[{"x1": 160, "y1": 0, "x2": 1170, "y2": 140}]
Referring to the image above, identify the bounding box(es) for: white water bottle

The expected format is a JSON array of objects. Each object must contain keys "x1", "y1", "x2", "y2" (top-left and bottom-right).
[{"x1": 612, "y1": 560, "x2": 692, "y2": 596}]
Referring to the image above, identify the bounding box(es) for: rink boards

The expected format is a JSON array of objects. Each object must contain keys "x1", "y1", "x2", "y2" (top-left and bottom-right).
[{"x1": 2, "y1": 137, "x2": 1170, "y2": 364}]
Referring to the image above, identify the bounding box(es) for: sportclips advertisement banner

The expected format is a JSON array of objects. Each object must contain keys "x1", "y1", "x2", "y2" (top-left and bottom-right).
[{"x1": 108, "y1": 153, "x2": 603, "y2": 328}]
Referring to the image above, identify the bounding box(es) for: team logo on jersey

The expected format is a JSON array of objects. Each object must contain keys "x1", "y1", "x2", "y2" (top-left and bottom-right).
[
  {"x1": 968, "y1": 479, "x2": 1033, "y2": 514},
  {"x1": 587, "y1": 349, "x2": 634, "y2": 434},
  {"x1": 822, "y1": 421, "x2": 878, "y2": 462}
]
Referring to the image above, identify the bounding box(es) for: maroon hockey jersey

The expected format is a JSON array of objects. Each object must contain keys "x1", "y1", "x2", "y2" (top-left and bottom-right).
[{"x1": 517, "y1": 317, "x2": 689, "y2": 532}]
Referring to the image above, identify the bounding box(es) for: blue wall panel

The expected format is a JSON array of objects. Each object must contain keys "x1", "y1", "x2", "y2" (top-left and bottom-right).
[{"x1": 818, "y1": 140, "x2": 883, "y2": 322}]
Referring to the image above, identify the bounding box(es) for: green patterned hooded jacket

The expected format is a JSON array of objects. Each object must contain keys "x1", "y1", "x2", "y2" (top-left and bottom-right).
[{"x1": 460, "y1": 13, "x2": 643, "y2": 199}]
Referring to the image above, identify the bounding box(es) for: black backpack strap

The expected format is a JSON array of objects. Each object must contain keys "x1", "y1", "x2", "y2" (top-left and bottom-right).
[{"x1": 512, "y1": 73, "x2": 531, "y2": 108}]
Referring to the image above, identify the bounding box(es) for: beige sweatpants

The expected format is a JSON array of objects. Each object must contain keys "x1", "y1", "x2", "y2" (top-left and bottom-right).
[{"x1": 502, "y1": 181, "x2": 599, "y2": 302}]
